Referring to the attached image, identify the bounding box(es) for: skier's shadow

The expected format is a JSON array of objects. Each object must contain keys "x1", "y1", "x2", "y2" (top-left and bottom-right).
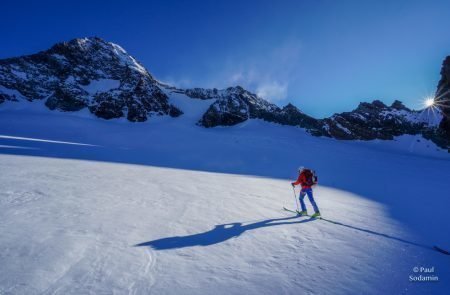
[
  {"x1": 135, "y1": 215, "x2": 432, "y2": 252},
  {"x1": 134, "y1": 216, "x2": 315, "y2": 250}
]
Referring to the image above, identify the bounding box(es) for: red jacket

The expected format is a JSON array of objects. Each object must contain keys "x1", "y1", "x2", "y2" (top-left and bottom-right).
[{"x1": 293, "y1": 171, "x2": 312, "y2": 189}]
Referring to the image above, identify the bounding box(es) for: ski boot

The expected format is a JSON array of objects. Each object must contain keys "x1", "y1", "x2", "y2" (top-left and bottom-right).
[
  {"x1": 297, "y1": 210, "x2": 308, "y2": 216},
  {"x1": 311, "y1": 211, "x2": 321, "y2": 218}
]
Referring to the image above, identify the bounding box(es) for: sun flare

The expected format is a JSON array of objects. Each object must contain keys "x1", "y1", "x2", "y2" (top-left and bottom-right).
[{"x1": 424, "y1": 97, "x2": 435, "y2": 108}]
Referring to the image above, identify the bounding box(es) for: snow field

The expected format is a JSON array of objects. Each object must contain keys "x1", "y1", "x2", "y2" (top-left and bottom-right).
[{"x1": 1, "y1": 93, "x2": 449, "y2": 294}]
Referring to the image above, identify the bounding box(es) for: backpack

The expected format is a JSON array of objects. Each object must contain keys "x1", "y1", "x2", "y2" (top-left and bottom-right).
[{"x1": 303, "y1": 169, "x2": 318, "y2": 186}]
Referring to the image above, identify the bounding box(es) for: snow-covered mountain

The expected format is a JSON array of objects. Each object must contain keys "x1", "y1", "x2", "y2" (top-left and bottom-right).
[
  {"x1": 177, "y1": 85, "x2": 320, "y2": 132},
  {"x1": 0, "y1": 37, "x2": 448, "y2": 150},
  {"x1": 0, "y1": 37, "x2": 182, "y2": 122}
]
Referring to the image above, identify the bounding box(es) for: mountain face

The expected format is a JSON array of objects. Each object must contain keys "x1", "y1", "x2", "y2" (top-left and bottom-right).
[
  {"x1": 0, "y1": 37, "x2": 182, "y2": 121},
  {"x1": 435, "y1": 56, "x2": 450, "y2": 140},
  {"x1": 0, "y1": 37, "x2": 448, "y2": 150}
]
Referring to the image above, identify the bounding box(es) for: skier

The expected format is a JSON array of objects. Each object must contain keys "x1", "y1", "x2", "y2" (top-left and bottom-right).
[{"x1": 291, "y1": 167, "x2": 321, "y2": 217}]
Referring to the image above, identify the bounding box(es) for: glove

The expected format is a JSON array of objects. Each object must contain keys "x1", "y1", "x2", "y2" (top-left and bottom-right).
[{"x1": 291, "y1": 183, "x2": 295, "y2": 187}]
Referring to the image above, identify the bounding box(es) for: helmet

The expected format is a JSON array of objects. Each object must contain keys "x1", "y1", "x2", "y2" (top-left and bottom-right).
[{"x1": 298, "y1": 166, "x2": 305, "y2": 172}]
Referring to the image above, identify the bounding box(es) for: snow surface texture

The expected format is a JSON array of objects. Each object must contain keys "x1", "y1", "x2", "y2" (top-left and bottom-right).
[{"x1": 0, "y1": 93, "x2": 449, "y2": 295}]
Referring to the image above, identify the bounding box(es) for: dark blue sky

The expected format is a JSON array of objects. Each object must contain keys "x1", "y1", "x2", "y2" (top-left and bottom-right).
[{"x1": 2, "y1": 0, "x2": 450, "y2": 117}]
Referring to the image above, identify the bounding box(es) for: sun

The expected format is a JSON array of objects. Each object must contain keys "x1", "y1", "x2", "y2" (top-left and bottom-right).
[{"x1": 423, "y1": 97, "x2": 435, "y2": 108}]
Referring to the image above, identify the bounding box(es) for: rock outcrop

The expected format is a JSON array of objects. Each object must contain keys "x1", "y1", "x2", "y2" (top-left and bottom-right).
[
  {"x1": 434, "y1": 56, "x2": 450, "y2": 145},
  {"x1": 319, "y1": 100, "x2": 431, "y2": 140}
]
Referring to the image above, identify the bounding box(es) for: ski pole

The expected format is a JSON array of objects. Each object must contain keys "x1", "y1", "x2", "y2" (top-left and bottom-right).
[{"x1": 292, "y1": 186, "x2": 300, "y2": 211}]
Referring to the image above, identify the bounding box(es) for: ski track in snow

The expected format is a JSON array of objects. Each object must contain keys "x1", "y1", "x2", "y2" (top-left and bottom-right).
[{"x1": 0, "y1": 94, "x2": 449, "y2": 294}]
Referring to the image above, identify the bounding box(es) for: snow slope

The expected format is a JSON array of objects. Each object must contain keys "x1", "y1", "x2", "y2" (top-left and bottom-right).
[{"x1": 1, "y1": 94, "x2": 449, "y2": 294}]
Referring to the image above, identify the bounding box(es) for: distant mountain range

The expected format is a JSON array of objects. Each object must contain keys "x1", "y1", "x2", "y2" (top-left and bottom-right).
[{"x1": 0, "y1": 37, "x2": 448, "y2": 150}]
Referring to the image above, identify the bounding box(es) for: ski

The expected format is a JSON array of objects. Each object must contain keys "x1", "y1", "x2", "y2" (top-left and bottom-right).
[
  {"x1": 282, "y1": 207, "x2": 320, "y2": 218},
  {"x1": 283, "y1": 207, "x2": 299, "y2": 214},
  {"x1": 283, "y1": 207, "x2": 337, "y2": 223}
]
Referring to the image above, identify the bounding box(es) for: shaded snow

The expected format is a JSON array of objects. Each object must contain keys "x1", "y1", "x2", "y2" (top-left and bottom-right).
[
  {"x1": 51, "y1": 54, "x2": 67, "y2": 62},
  {"x1": 168, "y1": 92, "x2": 215, "y2": 123},
  {"x1": 415, "y1": 108, "x2": 443, "y2": 127},
  {"x1": 10, "y1": 69, "x2": 27, "y2": 80},
  {"x1": 0, "y1": 85, "x2": 28, "y2": 100},
  {"x1": 380, "y1": 108, "x2": 443, "y2": 127},
  {"x1": 335, "y1": 122, "x2": 352, "y2": 134}
]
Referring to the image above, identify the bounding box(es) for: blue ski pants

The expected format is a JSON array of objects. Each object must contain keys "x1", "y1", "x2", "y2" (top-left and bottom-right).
[{"x1": 299, "y1": 188, "x2": 319, "y2": 213}]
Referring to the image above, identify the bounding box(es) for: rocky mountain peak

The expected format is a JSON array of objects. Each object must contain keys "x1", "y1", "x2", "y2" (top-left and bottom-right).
[
  {"x1": 356, "y1": 100, "x2": 387, "y2": 112},
  {"x1": 44, "y1": 37, "x2": 151, "y2": 79},
  {"x1": 391, "y1": 100, "x2": 409, "y2": 111},
  {"x1": 49, "y1": 37, "x2": 106, "y2": 53},
  {"x1": 0, "y1": 37, "x2": 181, "y2": 121},
  {"x1": 281, "y1": 103, "x2": 300, "y2": 112},
  {"x1": 225, "y1": 85, "x2": 245, "y2": 93}
]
